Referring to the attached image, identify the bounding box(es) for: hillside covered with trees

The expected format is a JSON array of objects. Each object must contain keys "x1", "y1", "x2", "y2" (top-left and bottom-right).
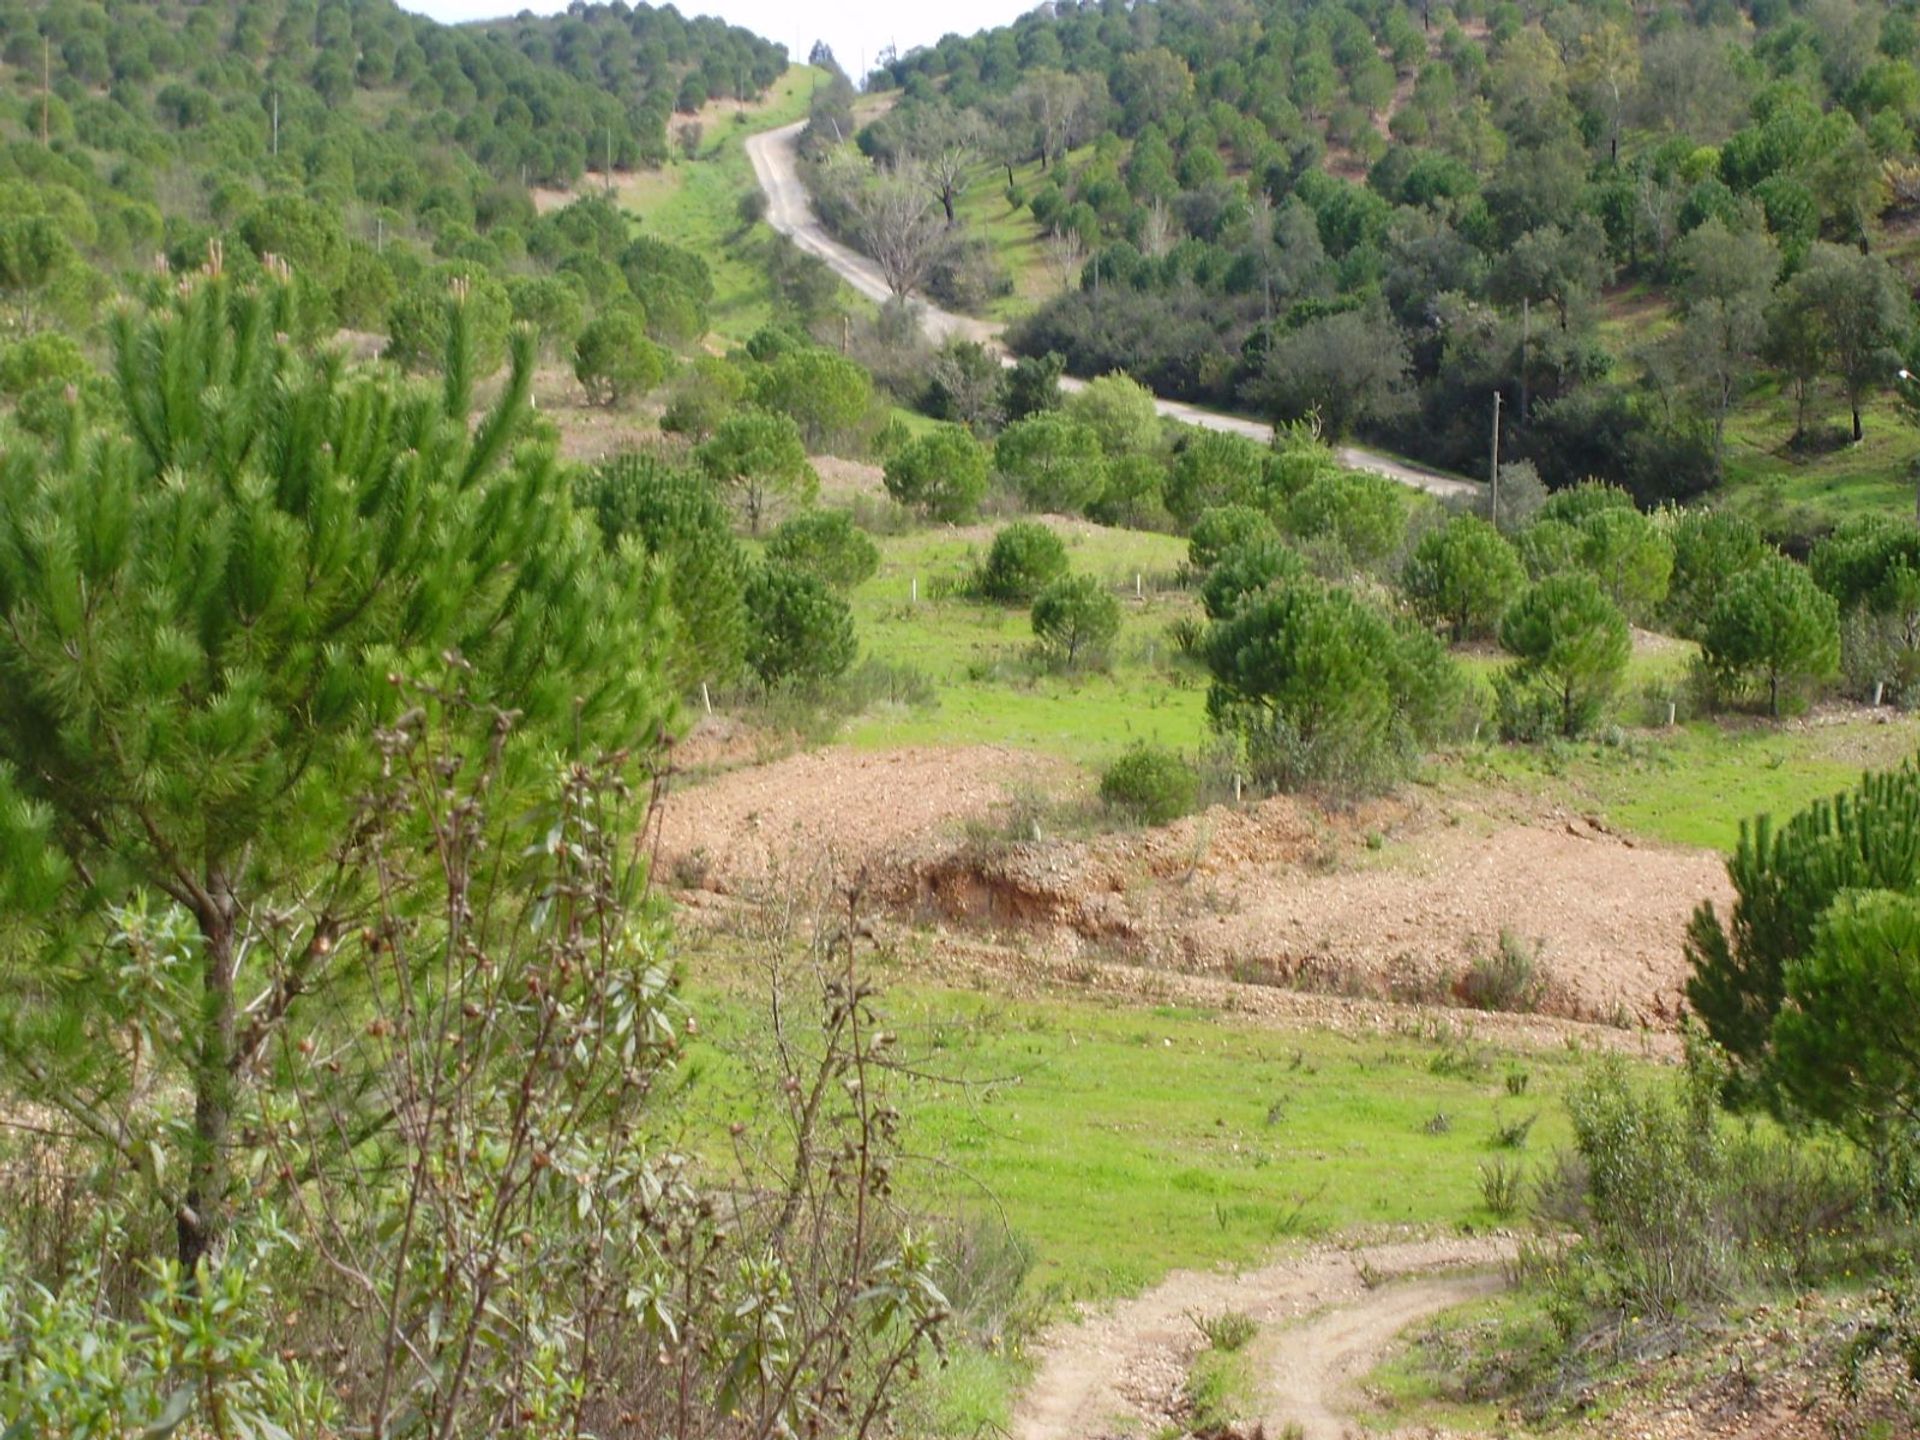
[
  {"x1": 821, "y1": 0, "x2": 1920, "y2": 516},
  {"x1": 0, "y1": 0, "x2": 784, "y2": 399}
]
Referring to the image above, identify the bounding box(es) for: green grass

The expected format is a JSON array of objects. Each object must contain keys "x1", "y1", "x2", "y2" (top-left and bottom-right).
[
  {"x1": 842, "y1": 521, "x2": 1211, "y2": 760},
  {"x1": 1357, "y1": 1288, "x2": 1554, "y2": 1435},
  {"x1": 830, "y1": 519, "x2": 1920, "y2": 846},
  {"x1": 950, "y1": 152, "x2": 1089, "y2": 322},
  {"x1": 614, "y1": 67, "x2": 823, "y2": 342},
  {"x1": 689, "y1": 970, "x2": 1622, "y2": 1303},
  {"x1": 1434, "y1": 715, "x2": 1916, "y2": 852}
]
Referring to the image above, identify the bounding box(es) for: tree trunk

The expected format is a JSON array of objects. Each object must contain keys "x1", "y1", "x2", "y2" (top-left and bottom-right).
[
  {"x1": 180, "y1": 885, "x2": 238, "y2": 1276},
  {"x1": 940, "y1": 189, "x2": 956, "y2": 226},
  {"x1": 1853, "y1": 402, "x2": 1865, "y2": 444}
]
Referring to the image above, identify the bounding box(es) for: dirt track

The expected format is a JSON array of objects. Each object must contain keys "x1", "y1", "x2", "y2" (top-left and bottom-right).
[
  {"x1": 743, "y1": 122, "x2": 1479, "y2": 502},
  {"x1": 1014, "y1": 1235, "x2": 1514, "y2": 1440}
]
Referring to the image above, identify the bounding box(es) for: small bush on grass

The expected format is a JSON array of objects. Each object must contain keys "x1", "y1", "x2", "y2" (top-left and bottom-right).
[
  {"x1": 977, "y1": 520, "x2": 1069, "y2": 602},
  {"x1": 1100, "y1": 745, "x2": 1199, "y2": 826},
  {"x1": 1031, "y1": 574, "x2": 1121, "y2": 670}
]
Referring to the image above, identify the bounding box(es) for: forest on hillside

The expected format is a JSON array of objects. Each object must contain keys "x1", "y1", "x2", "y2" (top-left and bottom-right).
[
  {"x1": 0, "y1": 0, "x2": 783, "y2": 394},
  {"x1": 802, "y1": 0, "x2": 1920, "y2": 515}
]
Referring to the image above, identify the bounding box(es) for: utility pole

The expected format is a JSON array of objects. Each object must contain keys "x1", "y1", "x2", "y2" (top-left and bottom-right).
[{"x1": 1491, "y1": 390, "x2": 1503, "y2": 527}]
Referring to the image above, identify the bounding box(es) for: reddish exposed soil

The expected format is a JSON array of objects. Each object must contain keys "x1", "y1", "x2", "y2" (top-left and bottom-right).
[{"x1": 659, "y1": 744, "x2": 1732, "y2": 1030}]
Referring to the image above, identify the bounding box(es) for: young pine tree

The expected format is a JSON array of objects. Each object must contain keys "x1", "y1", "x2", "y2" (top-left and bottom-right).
[{"x1": 0, "y1": 276, "x2": 671, "y2": 1273}]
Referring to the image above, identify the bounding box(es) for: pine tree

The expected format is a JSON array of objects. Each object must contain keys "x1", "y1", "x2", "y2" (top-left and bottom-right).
[{"x1": 0, "y1": 275, "x2": 671, "y2": 1273}]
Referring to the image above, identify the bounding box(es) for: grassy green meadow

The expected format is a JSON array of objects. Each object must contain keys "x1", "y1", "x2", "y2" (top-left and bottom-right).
[
  {"x1": 687, "y1": 970, "x2": 1618, "y2": 1303},
  {"x1": 615, "y1": 66, "x2": 824, "y2": 342}
]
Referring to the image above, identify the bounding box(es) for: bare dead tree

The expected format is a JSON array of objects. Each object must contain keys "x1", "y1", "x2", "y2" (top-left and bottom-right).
[
  {"x1": 1045, "y1": 224, "x2": 1087, "y2": 294},
  {"x1": 853, "y1": 164, "x2": 945, "y2": 299}
]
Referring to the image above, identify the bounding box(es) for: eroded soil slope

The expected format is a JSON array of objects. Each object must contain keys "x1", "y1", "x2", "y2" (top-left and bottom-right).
[{"x1": 660, "y1": 746, "x2": 1731, "y2": 1026}]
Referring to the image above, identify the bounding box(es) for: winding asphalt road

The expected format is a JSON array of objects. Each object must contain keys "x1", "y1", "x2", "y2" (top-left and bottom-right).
[{"x1": 745, "y1": 120, "x2": 1478, "y2": 500}]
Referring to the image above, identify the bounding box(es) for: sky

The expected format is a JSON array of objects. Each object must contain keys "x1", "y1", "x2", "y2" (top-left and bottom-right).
[{"x1": 403, "y1": 0, "x2": 1036, "y2": 86}]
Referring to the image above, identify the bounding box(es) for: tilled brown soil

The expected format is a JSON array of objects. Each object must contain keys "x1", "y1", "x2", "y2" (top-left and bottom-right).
[{"x1": 660, "y1": 744, "x2": 1731, "y2": 1029}]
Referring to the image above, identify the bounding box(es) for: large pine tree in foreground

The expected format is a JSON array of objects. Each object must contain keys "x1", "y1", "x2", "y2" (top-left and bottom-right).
[{"x1": 0, "y1": 272, "x2": 671, "y2": 1272}]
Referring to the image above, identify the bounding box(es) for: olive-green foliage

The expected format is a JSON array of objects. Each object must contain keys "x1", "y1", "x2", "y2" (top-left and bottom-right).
[
  {"x1": 1538, "y1": 480, "x2": 1635, "y2": 527},
  {"x1": 578, "y1": 453, "x2": 749, "y2": 689},
  {"x1": 1284, "y1": 471, "x2": 1410, "y2": 572},
  {"x1": 1686, "y1": 758, "x2": 1920, "y2": 1094},
  {"x1": 661, "y1": 357, "x2": 750, "y2": 439},
  {"x1": 1401, "y1": 514, "x2": 1526, "y2": 641},
  {"x1": 1810, "y1": 516, "x2": 1920, "y2": 614},
  {"x1": 1514, "y1": 517, "x2": 1585, "y2": 580},
  {"x1": 995, "y1": 413, "x2": 1109, "y2": 514},
  {"x1": 752, "y1": 346, "x2": 874, "y2": 448},
  {"x1": 507, "y1": 274, "x2": 588, "y2": 356},
  {"x1": 1577, "y1": 505, "x2": 1673, "y2": 623},
  {"x1": 1497, "y1": 574, "x2": 1630, "y2": 739},
  {"x1": 1703, "y1": 554, "x2": 1840, "y2": 716},
  {"x1": 884, "y1": 424, "x2": 991, "y2": 523},
  {"x1": 1089, "y1": 452, "x2": 1170, "y2": 528},
  {"x1": 1199, "y1": 540, "x2": 1307, "y2": 621},
  {"x1": 1031, "y1": 574, "x2": 1122, "y2": 669},
  {"x1": 1064, "y1": 373, "x2": 1162, "y2": 457},
  {"x1": 1165, "y1": 431, "x2": 1271, "y2": 525},
  {"x1": 1773, "y1": 890, "x2": 1920, "y2": 1154},
  {"x1": 764, "y1": 509, "x2": 880, "y2": 590},
  {"x1": 573, "y1": 306, "x2": 670, "y2": 406},
  {"x1": 979, "y1": 521, "x2": 1071, "y2": 603},
  {"x1": 745, "y1": 562, "x2": 857, "y2": 686},
  {"x1": 385, "y1": 266, "x2": 513, "y2": 377},
  {"x1": 1204, "y1": 578, "x2": 1459, "y2": 796},
  {"x1": 1100, "y1": 744, "x2": 1199, "y2": 825},
  {"x1": 0, "y1": 278, "x2": 670, "y2": 1268},
  {"x1": 698, "y1": 409, "x2": 818, "y2": 533},
  {"x1": 620, "y1": 236, "x2": 715, "y2": 344},
  {"x1": 1187, "y1": 505, "x2": 1280, "y2": 575},
  {"x1": 1668, "y1": 510, "x2": 1768, "y2": 640}
]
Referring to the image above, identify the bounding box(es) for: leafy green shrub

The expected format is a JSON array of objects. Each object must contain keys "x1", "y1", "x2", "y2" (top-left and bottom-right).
[
  {"x1": 1031, "y1": 574, "x2": 1121, "y2": 669},
  {"x1": 1401, "y1": 514, "x2": 1526, "y2": 641},
  {"x1": 1498, "y1": 574, "x2": 1630, "y2": 739},
  {"x1": 746, "y1": 561, "x2": 857, "y2": 686},
  {"x1": 1686, "y1": 757, "x2": 1920, "y2": 1095},
  {"x1": 1187, "y1": 504, "x2": 1279, "y2": 575},
  {"x1": 1100, "y1": 745, "x2": 1199, "y2": 825},
  {"x1": 1667, "y1": 510, "x2": 1767, "y2": 639},
  {"x1": 698, "y1": 408, "x2": 818, "y2": 533},
  {"x1": 978, "y1": 521, "x2": 1070, "y2": 602},
  {"x1": 577, "y1": 453, "x2": 749, "y2": 689},
  {"x1": 1205, "y1": 578, "x2": 1462, "y2": 797},
  {"x1": 1199, "y1": 539, "x2": 1307, "y2": 620},
  {"x1": 1702, "y1": 553, "x2": 1840, "y2": 716},
  {"x1": 573, "y1": 304, "x2": 669, "y2": 406},
  {"x1": 765, "y1": 509, "x2": 880, "y2": 589},
  {"x1": 994, "y1": 413, "x2": 1108, "y2": 514},
  {"x1": 885, "y1": 423, "x2": 991, "y2": 523},
  {"x1": 1284, "y1": 470, "x2": 1411, "y2": 573}
]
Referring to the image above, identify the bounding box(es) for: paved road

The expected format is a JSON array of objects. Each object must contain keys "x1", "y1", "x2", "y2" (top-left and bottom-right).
[{"x1": 744, "y1": 121, "x2": 1479, "y2": 500}]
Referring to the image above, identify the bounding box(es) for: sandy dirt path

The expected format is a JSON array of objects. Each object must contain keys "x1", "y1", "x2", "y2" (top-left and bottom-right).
[
  {"x1": 743, "y1": 122, "x2": 1479, "y2": 502},
  {"x1": 1013, "y1": 1235, "x2": 1513, "y2": 1440}
]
